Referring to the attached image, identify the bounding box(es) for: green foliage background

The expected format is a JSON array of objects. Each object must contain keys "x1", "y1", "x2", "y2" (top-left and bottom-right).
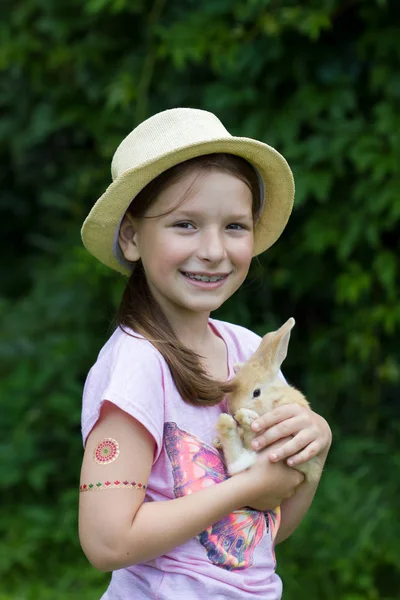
[{"x1": 1, "y1": 0, "x2": 399, "y2": 598}]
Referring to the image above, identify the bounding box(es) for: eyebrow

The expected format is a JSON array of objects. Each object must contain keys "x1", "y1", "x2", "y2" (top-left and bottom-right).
[{"x1": 171, "y1": 210, "x2": 252, "y2": 220}]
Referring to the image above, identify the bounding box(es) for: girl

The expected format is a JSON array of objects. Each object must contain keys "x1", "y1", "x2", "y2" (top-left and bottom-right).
[{"x1": 79, "y1": 108, "x2": 332, "y2": 599}]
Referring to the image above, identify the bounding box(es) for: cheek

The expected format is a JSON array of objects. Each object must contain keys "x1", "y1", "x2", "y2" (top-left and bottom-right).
[
  {"x1": 232, "y1": 239, "x2": 254, "y2": 267},
  {"x1": 153, "y1": 238, "x2": 190, "y2": 268}
]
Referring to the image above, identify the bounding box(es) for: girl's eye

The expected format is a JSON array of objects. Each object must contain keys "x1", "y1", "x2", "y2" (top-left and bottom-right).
[
  {"x1": 174, "y1": 222, "x2": 195, "y2": 229},
  {"x1": 227, "y1": 223, "x2": 247, "y2": 230}
]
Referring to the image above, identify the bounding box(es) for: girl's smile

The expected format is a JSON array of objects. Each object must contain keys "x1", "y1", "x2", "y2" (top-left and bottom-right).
[
  {"x1": 119, "y1": 169, "x2": 255, "y2": 326},
  {"x1": 180, "y1": 270, "x2": 230, "y2": 288}
]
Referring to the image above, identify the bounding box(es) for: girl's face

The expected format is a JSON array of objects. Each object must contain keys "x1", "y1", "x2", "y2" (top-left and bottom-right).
[{"x1": 119, "y1": 169, "x2": 254, "y2": 323}]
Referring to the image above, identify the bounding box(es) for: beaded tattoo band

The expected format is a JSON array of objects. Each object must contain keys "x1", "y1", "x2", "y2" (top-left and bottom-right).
[
  {"x1": 80, "y1": 480, "x2": 147, "y2": 492},
  {"x1": 83, "y1": 437, "x2": 147, "y2": 491}
]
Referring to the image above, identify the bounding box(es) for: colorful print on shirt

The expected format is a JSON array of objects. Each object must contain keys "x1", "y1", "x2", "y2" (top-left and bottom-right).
[{"x1": 164, "y1": 422, "x2": 280, "y2": 571}]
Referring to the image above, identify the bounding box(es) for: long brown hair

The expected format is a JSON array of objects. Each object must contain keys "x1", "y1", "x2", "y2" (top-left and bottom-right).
[{"x1": 116, "y1": 153, "x2": 261, "y2": 406}]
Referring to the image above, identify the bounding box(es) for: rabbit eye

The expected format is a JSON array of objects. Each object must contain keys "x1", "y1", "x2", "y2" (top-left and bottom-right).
[{"x1": 252, "y1": 389, "x2": 261, "y2": 398}]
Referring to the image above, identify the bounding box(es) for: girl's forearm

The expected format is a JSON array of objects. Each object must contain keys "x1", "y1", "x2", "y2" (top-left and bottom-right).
[
  {"x1": 276, "y1": 452, "x2": 329, "y2": 544},
  {"x1": 276, "y1": 478, "x2": 319, "y2": 544},
  {"x1": 103, "y1": 474, "x2": 250, "y2": 571}
]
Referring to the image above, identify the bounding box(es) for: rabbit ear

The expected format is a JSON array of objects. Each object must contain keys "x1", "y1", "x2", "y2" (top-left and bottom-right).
[
  {"x1": 272, "y1": 318, "x2": 295, "y2": 368},
  {"x1": 233, "y1": 362, "x2": 244, "y2": 373}
]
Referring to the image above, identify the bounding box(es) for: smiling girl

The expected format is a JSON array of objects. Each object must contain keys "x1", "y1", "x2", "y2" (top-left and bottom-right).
[{"x1": 78, "y1": 108, "x2": 331, "y2": 599}]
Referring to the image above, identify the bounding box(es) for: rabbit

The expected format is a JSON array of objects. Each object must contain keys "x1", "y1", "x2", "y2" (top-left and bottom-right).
[{"x1": 215, "y1": 318, "x2": 322, "y2": 483}]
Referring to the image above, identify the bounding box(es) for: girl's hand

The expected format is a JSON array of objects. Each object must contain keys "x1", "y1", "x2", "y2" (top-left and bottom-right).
[
  {"x1": 239, "y1": 440, "x2": 305, "y2": 511},
  {"x1": 250, "y1": 404, "x2": 332, "y2": 469}
]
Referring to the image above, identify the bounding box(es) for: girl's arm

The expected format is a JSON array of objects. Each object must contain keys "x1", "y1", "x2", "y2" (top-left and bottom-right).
[
  {"x1": 79, "y1": 401, "x2": 304, "y2": 572},
  {"x1": 275, "y1": 447, "x2": 329, "y2": 543},
  {"x1": 249, "y1": 404, "x2": 332, "y2": 543}
]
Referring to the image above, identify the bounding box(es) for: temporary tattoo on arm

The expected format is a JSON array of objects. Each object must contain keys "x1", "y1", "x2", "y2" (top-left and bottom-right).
[
  {"x1": 93, "y1": 437, "x2": 120, "y2": 464},
  {"x1": 80, "y1": 480, "x2": 147, "y2": 492}
]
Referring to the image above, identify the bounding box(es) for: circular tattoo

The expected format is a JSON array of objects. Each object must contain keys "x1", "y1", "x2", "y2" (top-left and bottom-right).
[{"x1": 94, "y1": 438, "x2": 120, "y2": 465}]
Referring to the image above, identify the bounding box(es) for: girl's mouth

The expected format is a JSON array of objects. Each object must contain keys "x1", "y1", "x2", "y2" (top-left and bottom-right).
[
  {"x1": 182, "y1": 272, "x2": 227, "y2": 282},
  {"x1": 181, "y1": 271, "x2": 230, "y2": 288}
]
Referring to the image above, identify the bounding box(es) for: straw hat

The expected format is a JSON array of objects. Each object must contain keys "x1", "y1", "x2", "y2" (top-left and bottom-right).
[{"x1": 81, "y1": 107, "x2": 295, "y2": 275}]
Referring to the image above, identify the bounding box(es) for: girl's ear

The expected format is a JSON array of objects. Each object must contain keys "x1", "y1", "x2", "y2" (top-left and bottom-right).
[{"x1": 118, "y1": 214, "x2": 141, "y2": 262}]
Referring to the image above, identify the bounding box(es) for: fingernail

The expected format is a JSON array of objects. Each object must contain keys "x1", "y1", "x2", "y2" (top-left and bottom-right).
[
  {"x1": 253, "y1": 441, "x2": 259, "y2": 449},
  {"x1": 271, "y1": 453, "x2": 278, "y2": 461},
  {"x1": 287, "y1": 459, "x2": 294, "y2": 465},
  {"x1": 252, "y1": 423, "x2": 260, "y2": 431}
]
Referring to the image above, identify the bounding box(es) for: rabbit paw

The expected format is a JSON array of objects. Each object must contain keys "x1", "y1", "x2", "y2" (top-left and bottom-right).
[
  {"x1": 235, "y1": 408, "x2": 259, "y2": 430},
  {"x1": 212, "y1": 437, "x2": 222, "y2": 449},
  {"x1": 216, "y1": 413, "x2": 237, "y2": 437}
]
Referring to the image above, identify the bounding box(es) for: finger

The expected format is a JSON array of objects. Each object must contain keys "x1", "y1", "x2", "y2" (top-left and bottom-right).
[
  {"x1": 252, "y1": 415, "x2": 309, "y2": 450},
  {"x1": 268, "y1": 430, "x2": 315, "y2": 462},
  {"x1": 251, "y1": 403, "x2": 305, "y2": 433},
  {"x1": 286, "y1": 441, "x2": 320, "y2": 467}
]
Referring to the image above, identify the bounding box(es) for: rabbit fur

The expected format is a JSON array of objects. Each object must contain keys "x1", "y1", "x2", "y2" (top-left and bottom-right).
[{"x1": 215, "y1": 318, "x2": 322, "y2": 483}]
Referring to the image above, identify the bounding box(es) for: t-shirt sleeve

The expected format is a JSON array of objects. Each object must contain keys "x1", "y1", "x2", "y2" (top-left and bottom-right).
[{"x1": 81, "y1": 333, "x2": 165, "y2": 462}]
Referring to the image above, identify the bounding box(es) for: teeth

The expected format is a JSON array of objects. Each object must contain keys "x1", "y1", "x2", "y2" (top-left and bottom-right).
[{"x1": 184, "y1": 273, "x2": 225, "y2": 282}]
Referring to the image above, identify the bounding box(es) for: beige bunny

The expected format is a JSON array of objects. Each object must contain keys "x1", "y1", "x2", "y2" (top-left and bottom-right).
[{"x1": 215, "y1": 318, "x2": 322, "y2": 483}]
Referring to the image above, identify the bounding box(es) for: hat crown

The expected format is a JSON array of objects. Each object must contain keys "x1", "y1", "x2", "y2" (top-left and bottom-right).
[{"x1": 111, "y1": 108, "x2": 231, "y2": 180}]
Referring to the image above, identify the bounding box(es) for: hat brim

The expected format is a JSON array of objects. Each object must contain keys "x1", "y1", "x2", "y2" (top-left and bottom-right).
[{"x1": 81, "y1": 136, "x2": 294, "y2": 275}]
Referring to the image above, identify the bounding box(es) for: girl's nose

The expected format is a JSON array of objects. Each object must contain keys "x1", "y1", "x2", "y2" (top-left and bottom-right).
[{"x1": 197, "y1": 228, "x2": 226, "y2": 263}]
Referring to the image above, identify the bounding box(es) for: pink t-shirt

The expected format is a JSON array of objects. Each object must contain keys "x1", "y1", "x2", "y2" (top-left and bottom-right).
[{"x1": 81, "y1": 318, "x2": 282, "y2": 600}]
